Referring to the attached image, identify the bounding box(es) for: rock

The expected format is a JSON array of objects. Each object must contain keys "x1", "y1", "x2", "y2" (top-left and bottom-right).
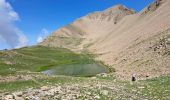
[
  {"x1": 91, "y1": 77, "x2": 97, "y2": 79},
  {"x1": 13, "y1": 91, "x2": 23, "y2": 97},
  {"x1": 30, "y1": 96, "x2": 40, "y2": 100},
  {"x1": 138, "y1": 86, "x2": 145, "y2": 89},
  {"x1": 132, "y1": 89, "x2": 137, "y2": 92},
  {"x1": 94, "y1": 95, "x2": 100, "y2": 99},
  {"x1": 97, "y1": 73, "x2": 108, "y2": 77},
  {"x1": 4, "y1": 95, "x2": 14, "y2": 99},
  {"x1": 49, "y1": 88, "x2": 58, "y2": 94},
  {"x1": 24, "y1": 96, "x2": 30, "y2": 100},
  {"x1": 4, "y1": 61, "x2": 13, "y2": 65},
  {"x1": 102, "y1": 74, "x2": 108, "y2": 77},
  {"x1": 4, "y1": 92, "x2": 10, "y2": 95},
  {"x1": 167, "y1": 38, "x2": 170, "y2": 42},
  {"x1": 41, "y1": 86, "x2": 50, "y2": 91},
  {"x1": 44, "y1": 91, "x2": 54, "y2": 96},
  {"x1": 86, "y1": 92, "x2": 91, "y2": 95},
  {"x1": 15, "y1": 96, "x2": 24, "y2": 100},
  {"x1": 101, "y1": 90, "x2": 109, "y2": 96}
]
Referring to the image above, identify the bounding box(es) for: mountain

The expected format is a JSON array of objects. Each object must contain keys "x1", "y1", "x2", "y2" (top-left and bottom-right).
[{"x1": 40, "y1": 0, "x2": 170, "y2": 80}]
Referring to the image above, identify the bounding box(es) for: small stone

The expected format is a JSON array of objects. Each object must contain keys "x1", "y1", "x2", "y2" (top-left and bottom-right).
[
  {"x1": 102, "y1": 73, "x2": 108, "y2": 77},
  {"x1": 4, "y1": 92, "x2": 10, "y2": 95},
  {"x1": 49, "y1": 88, "x2": 58, "y2": 94},
  {"x1": 132, "y1": 89, "x2": 137, "y2": 92},
  {"x1": 24, "y1": 96, "x2": 30, "y2": 100},
  {"x1": 15, "y1": 96, "x2": 24, "y2": 100},
  {"x1": 44, "y1": 91, "x2": 54, "y2": 96},
  {"x1": 91, "y1": 77, "x2": 97, "y2": 79},
  {"x1": 31, "y1": 96, "x2": 40, "y2": 100},
  {"x1": 101, "y1": 90, "x2": 109, "y2": 95},
  {"x1": 167, "y1": 38, "x2": 170, "y2": 42},
  {"x1": 94, "y1": 95, "x2": 100, "y2": 99},
  {"x1": 14, "y1": 91, "x2": 23, "y2": 97},
  {"x1": 138, "y1": 86, "x2": 145, "y2": 89},
  {"x1": 86, "y1": 92, "x2": 91, "y2": 95},
  {"x1": 41, "y1": 86, "x2": 50, "y2": 91},
  {"x1": 5, "y1": 95, "x2": 14, "y2": 99}
]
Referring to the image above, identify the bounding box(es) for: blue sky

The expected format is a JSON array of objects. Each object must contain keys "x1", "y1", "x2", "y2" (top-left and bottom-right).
[{"x1": 0, "y1": 0, "x2": 154, "y2": 50}]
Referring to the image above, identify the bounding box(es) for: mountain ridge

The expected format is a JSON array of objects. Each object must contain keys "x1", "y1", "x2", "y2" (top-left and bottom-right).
[{"x1": 40, "y1": 0, "x2": 170, "y2": 80}]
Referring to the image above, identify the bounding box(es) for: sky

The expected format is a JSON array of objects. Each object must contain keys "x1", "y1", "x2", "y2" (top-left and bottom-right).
[{"x1": 0, "y1": 0, "x2": 155, "y2": 50}]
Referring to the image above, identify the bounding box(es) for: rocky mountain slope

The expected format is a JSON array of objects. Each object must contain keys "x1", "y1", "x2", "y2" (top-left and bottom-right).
[{"x1": 40, "y1": 0, "x2": 170, "y2": 80}]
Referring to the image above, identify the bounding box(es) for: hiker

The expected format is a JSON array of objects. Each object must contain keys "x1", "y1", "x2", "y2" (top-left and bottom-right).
[{"x1": 131, "y1": 74, "x2": 136, "y2": 82}]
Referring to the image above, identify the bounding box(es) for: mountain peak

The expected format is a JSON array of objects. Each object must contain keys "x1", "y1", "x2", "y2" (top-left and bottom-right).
[
  {"x1": 141, "y1": 0, "x2": 166, "y2": 14},
  {"x1": 105, "y1": 4, "x2": 124, "y2": 11},
  {"x1": 40, "y1": 0, "x2": 170, "y2": 80},
  {"x1": 105, "y1": 4, "x2": 134, "y2": 12},
  {"x1": 85, "y1": 4, "x2": 135, "y2": 23}
]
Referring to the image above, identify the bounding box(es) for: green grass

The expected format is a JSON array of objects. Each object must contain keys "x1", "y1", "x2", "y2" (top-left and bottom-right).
[
  {"x1": 0, "y1": 73, "x2": 169, "y2": 99},
  {"x1": 0, "y1": 76, "x2": 86, "y2": 92},
  {"x1": 0, "y1": 45, "x2": 169, "y2": 99},
  {"x1": 0, "y1": 46, "x2": 108, "y2": 76},
  {"x1": 0, "y1": 80, "x2": 38, "y2": 92},
  {"x1": 125, "y1": 75, "x2": 170, "y2": 100}
]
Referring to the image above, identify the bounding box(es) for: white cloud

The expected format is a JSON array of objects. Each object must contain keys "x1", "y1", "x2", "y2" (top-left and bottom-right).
[
  {"x1": 42, "y1": 28, "x2": 49, "y2": 36},
  {"x1": 37, "y1": 28, "x2": 49, "y2": 43},
  {"x1": 15, "y1": 28, "x2": 28, "y2": 48},
  {"x1": 0, "y1": 0, "x2": 28, "y2": 49},
  {"x1": 37, "y1": 37, "x2": 43, "y2": 43}
]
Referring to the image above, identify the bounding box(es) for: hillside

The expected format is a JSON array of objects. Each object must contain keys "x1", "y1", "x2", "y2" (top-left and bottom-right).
[
  {"x1": 0, "y1": 46, "x2": 109, "y2": 77},
  {"x1": 1, "y1": 46, "x2": 169, "y2": 100},
  {"x1": 40, "y1": 0, "x2": 170, "y2": 80},
  {"x1": 1, "y1": 0, "x2": 170, "y2": 99}
]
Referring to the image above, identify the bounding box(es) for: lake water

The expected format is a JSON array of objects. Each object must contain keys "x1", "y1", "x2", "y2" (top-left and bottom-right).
[{"x1": 42, "y1": 63, "x2": 109, "y2": 77}]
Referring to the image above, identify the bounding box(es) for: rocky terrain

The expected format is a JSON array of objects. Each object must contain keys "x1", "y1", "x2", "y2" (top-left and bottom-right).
[
  {"x1": 40, "y1": 0, "x2": 170, "y2": 80},
  {"x1": 0, "y1": 0, "x2": 170, "y2": 99},
  {"x1": 0, "y1": 74, "x2": 170, "y2": 100}
]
